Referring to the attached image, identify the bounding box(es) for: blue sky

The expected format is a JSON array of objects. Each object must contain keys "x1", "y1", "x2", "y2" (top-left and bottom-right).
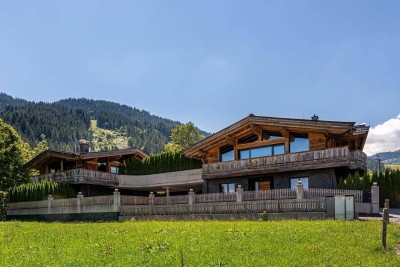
[{"x1": 0, "y1": 1, "x2": 399, "y2": 141}]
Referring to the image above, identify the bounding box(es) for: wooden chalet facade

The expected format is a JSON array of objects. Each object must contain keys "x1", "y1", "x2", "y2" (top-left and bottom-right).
[
  {"x1": 183, "y1": 114, "x2": 369, "y2": 193},
  {"x1": 25, "y1": 140, "x2": 148, "y2": 195}
]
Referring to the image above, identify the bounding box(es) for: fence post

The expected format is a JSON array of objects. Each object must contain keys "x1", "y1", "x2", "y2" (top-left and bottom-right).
[
  {"x1": 236, "y1": 185, "x2": 243, "y2": 202},
  {"x1": 113, "y1": 189, "x2": 121, "y2": 212},
  {"x1": 47, "y1": 195, "x2": 53, "y2": 214},
  {"x1": 188, "y1": 189, "x2": 195, "y2": 205},
  {"x1": 77, "y1": 192, "x2": 83, "y2": 213},
  {"x1": 371, "y1": 182, "x2": 379, "y2": 214},
  {"x1": 296, "y1": 181, "x2": 304, "y2": 199},
  {"x1": 149, "y1": 192, "x2": 154, "y2": 205}
]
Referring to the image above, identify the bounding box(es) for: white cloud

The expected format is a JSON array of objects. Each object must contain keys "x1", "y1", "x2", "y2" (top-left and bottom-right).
[{"x1": 364, "y1": 114, "x2": 400, "y2": 156}]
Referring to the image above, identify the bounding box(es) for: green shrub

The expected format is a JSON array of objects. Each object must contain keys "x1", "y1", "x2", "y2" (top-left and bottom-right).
[
  {"x1": 121, "y1": 151, "x2": 202, "y2": 175},
  {"x1": 338, "y1": 170, "x2": 400, "y2": 208},
  {"x1": 0, "y1": 191, "x2": 7, "y2": 221},
  {"x1": 8, "y1": 179, "x2": 75, "y2": 203}
]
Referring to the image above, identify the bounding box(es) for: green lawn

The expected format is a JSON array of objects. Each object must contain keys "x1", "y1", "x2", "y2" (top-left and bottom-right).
[
  {"x1": 386, "y1": 164, "x2": 400, "y2": 171},
  {"x1": 0, "y1": 220, "x2": 399, "y2": 266}
]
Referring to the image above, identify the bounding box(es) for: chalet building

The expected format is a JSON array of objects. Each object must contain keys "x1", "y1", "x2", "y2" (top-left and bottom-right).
[
  {"x1": 183, "y1": 114, "x2": 369, "y2": 193},
  {"x1": 25, "y1": 114, "x2": 369, "y2": 197},
  {"x1": 25, "y1": 140, "x2": 149, "y2": 195}
]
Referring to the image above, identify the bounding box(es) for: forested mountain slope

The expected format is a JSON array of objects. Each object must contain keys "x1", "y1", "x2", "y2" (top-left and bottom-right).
[{"x1": 0, "y1": 93, "x2": 208, "y2": 154}]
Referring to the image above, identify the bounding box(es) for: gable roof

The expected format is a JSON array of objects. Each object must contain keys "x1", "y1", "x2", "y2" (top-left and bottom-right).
[
  {"x1": 24, "y1": 148, "x2": 148, "y2": 169},
  {"x1": 183, "y1": 114, "x2": 369, "y2": 158}
]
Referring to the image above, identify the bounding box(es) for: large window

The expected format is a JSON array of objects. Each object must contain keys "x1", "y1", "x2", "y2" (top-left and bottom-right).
[
  {"x1": 220, "y1": 183, "x2": 236, "y2": 193},
  {"x1": 221, "y1": 145, "x2": 234, "y2": 162},
  {"x1": 290, "y1": 177, "x2": 309, "y2": 189},
  {"x1": 239, "y1": 144, "x2": 284, "y2": 159},
  {"x1": 290, "y1": 135, "x2": 309, "y2": 153}
]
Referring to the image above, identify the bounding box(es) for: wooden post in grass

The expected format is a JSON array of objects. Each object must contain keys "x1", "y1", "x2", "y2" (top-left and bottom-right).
[
  {"x1": 382, "y1": 206, "x2": 389, "y2": 249},
  {"x1": 384, "y1": 199, "x2": 390, "y2": 225}
]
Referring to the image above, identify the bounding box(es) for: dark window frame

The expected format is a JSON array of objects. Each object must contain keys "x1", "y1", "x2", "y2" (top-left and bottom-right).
[{"x1": 239, "y1": 143, "x2": 285, "y2": 159}]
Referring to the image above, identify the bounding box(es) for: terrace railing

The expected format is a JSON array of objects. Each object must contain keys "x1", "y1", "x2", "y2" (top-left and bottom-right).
[
  {"x1": 32, "y1": 168, "x2": 119, "y2": 186},
  {"x1": 203, "y1": 147, "x2": 367, "y2": 179}
]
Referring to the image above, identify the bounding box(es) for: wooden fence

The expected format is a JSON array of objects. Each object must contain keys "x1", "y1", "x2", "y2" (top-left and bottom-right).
[
  {"x1": 7, "y1": 184, "x2": 380, "y2": 217},
  {"x1": 120, "y1": 195, "x2": 149, "y2": 205},
  {"x1": 243, "y1": 188, "x2": 296, "y2": 201},
  {"x1": 304, "y1": 188, "x2": 363, "y2": 202},
  {"x1": 7, "y1": 187, "x2": 366, "y2": 210},
  {"x1": 195, "y1": 192, "x2": 236, "y2": 203}
]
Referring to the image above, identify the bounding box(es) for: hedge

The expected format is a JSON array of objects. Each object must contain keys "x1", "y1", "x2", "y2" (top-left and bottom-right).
[
  {"x1": 9, "y1": 179, "x2": 75, "y2": 203},
  {"x1": 338, "y1": 170, "x2": 400, "y2": 208},
  {"x1": 0, "y1": 191, "x2": 6, "y2": 221},
  {"x1": 120, "y1": 151, "x2": 202, "y2": 175}
]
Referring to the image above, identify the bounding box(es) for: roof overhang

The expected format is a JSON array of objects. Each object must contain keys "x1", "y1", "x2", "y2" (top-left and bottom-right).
[
  {"x1": 183, "y1": 115, "x2": 367, "y2": 158},
  {"x1": 24, "y1": 148, "x2": 148, "y2": 170}
]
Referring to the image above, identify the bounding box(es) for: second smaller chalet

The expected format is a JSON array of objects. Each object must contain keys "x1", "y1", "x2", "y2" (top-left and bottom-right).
[{"x1": 25, "y1": 140, "x2": 148, "y2": 195}]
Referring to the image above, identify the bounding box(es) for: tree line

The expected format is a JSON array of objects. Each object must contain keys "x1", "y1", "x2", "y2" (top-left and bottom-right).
[
  {"x1": 0, "y1": 93, "x2": 209, "y2": 154},
  {"x1": 120, "y1": 151, "x2": 202, "y2": 175},
  {"x1": 8, "y1": 179, "x2": 75, "y2": 203},
  {"x1": 338, "y1": 169, "x2": 400, "y2": 208}
]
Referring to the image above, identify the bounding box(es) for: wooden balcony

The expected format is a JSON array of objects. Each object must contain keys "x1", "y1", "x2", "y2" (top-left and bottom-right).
[
  {"x1": 32, "y1": 169, "x2": 119, "y2": 187},
  {"x1": 202, "y1": 147, "x2": 367, "y2": 179}
]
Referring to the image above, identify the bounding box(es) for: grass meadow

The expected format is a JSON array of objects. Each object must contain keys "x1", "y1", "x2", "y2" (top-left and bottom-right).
[
  {"x1": 386, "y1": 164, "x2": 400, "y2": 171},
  {"x1": 0, "y1": 220, "x2": 399, "y2": 266}
]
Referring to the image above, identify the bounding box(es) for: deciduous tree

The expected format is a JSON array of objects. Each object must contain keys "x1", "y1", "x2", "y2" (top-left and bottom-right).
[{"x1": 164, "y1": 122, "x2": 204, "y2": 152}]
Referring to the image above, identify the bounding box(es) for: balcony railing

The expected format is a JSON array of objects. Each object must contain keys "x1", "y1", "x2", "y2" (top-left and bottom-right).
[
  {"x1": 202, "y1": 147, "x2": 367, "y2": 179},
  {"x1": 32, "y1": 168, "x2": 119, "y2": 186}
]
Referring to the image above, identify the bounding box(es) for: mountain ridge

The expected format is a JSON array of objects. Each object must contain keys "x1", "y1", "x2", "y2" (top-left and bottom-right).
[{"x1": 0, "y1": 92, "x2": 209, "y2": 154}]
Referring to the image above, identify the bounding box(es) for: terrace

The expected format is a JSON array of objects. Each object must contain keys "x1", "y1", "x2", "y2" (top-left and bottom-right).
[{"x1": 202, "y1": 147, "x2": 367, "y2": 179}]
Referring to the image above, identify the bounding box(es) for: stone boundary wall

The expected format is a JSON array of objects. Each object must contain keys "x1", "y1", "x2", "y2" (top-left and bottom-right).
[{"x1": 120, "y1": 212, "x2": 327, "y2": 221}]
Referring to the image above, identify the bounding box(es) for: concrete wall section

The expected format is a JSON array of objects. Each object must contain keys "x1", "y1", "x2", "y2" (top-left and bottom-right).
[
  {"x1": 7, "y1": 212, "x2": 119, "y2": 222},
  {"x1": 119, "y1": 169, "x2": 203, "y2": 191}
]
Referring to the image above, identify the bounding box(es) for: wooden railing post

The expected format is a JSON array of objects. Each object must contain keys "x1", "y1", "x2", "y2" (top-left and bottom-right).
[
  {"x1": 47, "y1": 195, "x2": 53, "y2": 214},
  {"x1": 77, "y1": 192, "x2": 83, "y2": 213},
  {"x1": 236, "y1": 185, "x2": 243, "y2": 202},
  {"x1": 113, "y1": 189, "x2": 121, "y2": 212},
  {"x1": 188, "y1": 189, "x2": 195, "y2": 205},
  {"x1": 371, "y1": 182, "x2": 379, "y2": 214},
  {"x1": 149, "y1": 192, "x2": 155, "y2": 205},
  {"x1": 296, "y1": 181, "x2": 304, "y2": 199}
]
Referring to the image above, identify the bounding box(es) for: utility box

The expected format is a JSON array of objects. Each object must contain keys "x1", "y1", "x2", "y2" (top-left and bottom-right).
[{"x1": 326, "y1": 195, "x2": 355, "y2": 220}]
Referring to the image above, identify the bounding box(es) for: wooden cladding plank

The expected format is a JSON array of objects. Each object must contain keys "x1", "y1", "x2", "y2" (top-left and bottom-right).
[
  {"x1": 309, "y1": 133, "x2": 327, "y2": 151},
  {"x1": 236, "y1": 138, "x2": 287, "y2": 150}
]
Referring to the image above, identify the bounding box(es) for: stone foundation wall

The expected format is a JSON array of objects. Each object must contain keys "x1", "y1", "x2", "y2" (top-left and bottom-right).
[{"x1": 204, "y1": 169, "x2": 337, "y2": 193}]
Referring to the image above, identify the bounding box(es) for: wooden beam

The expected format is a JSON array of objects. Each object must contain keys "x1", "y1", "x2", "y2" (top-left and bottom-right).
[
  {"x1": 198, "y1": 149, "x2": 208, "y2": 156},
  {"x1": 279, "y1": 127, "x2": 290, "y2": 138},
  {"x1": 236, "y1": 138, "x2": 287, "y2": 150},
  {"x1": 224, "y1": 136, "x2": 236, "y2": 146},
  {"x1": 250, "y1": 123, "x2": 262, "y2": 141}
]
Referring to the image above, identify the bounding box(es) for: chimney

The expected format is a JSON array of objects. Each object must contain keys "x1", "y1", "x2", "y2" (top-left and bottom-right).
[
  {"x1": 311, "y1": 114, "x2": 319, "y2": 121},
  {"x1": 79, "y1": 139, "x2": 90, "y2": 153}
]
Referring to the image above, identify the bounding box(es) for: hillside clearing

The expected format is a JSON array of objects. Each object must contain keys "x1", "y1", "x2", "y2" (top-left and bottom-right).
[{"x1": 0, "y1": 220, "x2": 399, "y2": 266}]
